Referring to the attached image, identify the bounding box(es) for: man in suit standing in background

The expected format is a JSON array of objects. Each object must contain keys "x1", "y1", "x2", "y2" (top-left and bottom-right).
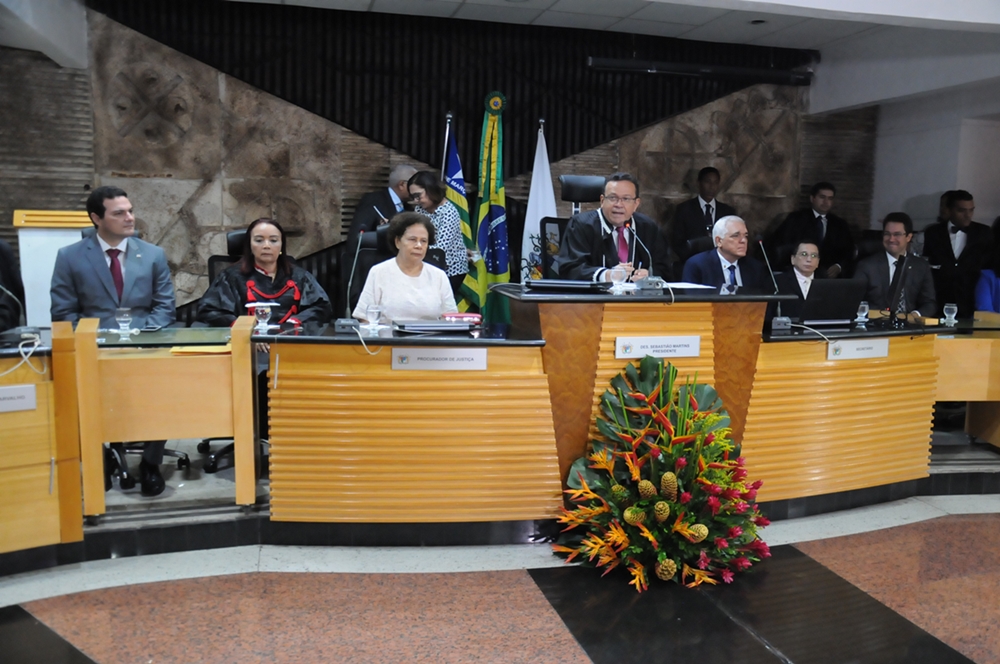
[
  {"x1": 671, "y1": 167, "x2": 737, "y2": 264},
  {"x1": 767, "y1": 181, "x2": 855, "y2": 278},
  {"x1": 347, "y1": 164, "x2": 418, "y2": 247},
  {"x1": 682, "y1": 216, "x2": 767, "y2": 290},
  {"x1": 855, "y1": 212, "x2": 935, "y2": 316},
  {"x1": 50, "y1": 185, "x2": 176, "y2": 496},
  {"x1": 922, "y1": 189, "x2": 992, "y2": 318}
]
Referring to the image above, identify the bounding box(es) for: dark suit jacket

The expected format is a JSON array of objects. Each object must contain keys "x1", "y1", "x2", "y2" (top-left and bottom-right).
[
  {"x1": 671, "y1": 198, "x2": 737, "y2": 261},
  {"x1": 765, "y1": 269, "x2": 819, "y2": 320},
  {"x1": 0, "y1": 239, "x2": 23, "y2": 331},
  {"x1": 348, "y1": 188, "x2": 399, "y2": 248},
  {"x1": 50, "y1": 235, "x2": 176, "y2": 329},
  {"x1": 854, "y1": 252, "x2": 936, "y2": 315},
  {"x1": 922, "y1": 221, "x2": 992, "y2": 318},
  {"x1": 555, "y1": 210, "x2": 672, "y2": 281},
  {"x1": 767, "y1": 208, "x2": 856, "y2": 276},
  {"x1": 681, "y1": 248, "x2": 768, "y2": 290}
]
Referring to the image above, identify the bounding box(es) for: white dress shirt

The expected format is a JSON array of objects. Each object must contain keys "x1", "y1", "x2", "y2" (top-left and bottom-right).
[
  {"x1": 793, "y1": 267, "x2": 814, "y2": 298},
  {"x1": 698, "y1": 196, "x2": 715, "y2": 222},
  {"x1": 96, "y1": 235, "x2": 129, "y2": 279},
  {"x1": 388, "y1": 187, "x2": 404, "y2": 213},
  {"x1": 594, "y1": 210, "x2": 633, "y2": 282},
  {"x1": 716, "y1": 251, "x2": 742, "y2": 287},
  {"x1": 948, "y1": 221, "x2": 967, "y2": 259}
]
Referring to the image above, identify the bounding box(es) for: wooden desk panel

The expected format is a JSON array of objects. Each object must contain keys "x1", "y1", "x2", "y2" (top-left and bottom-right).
[
  {"x1": 742, "y1": 335, "x2": 938, "y2": 502},
  {"x1": 0, "y1": 465, "x2": 61, "y2": 554},
  {"x1": 268, "y1": 343, "x2": 562, "y2": 522}
]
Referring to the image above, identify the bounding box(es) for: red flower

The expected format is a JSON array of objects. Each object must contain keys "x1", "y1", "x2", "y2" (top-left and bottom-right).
[
  {"x1": 750, "y1": 479, "x2": 764, "y2": 490},
  {"x1": 706, "y1": 496, "x2": 721, "y2": 515},
  {"x1": 704, "y1": 433, "x2": 715, "y2": 444},
  {"x1": 705, "y1": 484, "x2": 723, "y2": 496},
  {"x1": 697, "y1": 550, "x2": 711, "y2": 570},
  {"x1": 734, "y1": 501, "x2": 749, "y2": 514},
  {"x1": 679, "y1": 491, "x2": 692, "y2": 504},
  {"x1": 732, "y1": 468, "x2": 748, "y2": 481},
  {"x1": 747, "y1": 540, "x2": 772, "y2": 558},
  {"x1": 732, "y1": 556, "x2": 752, "y2": 571},
  {"x1": 721, "y1": 568, "x2": 735, "y2": 583},
  {"x1": 736, "y1": 456, "x2": 746, "y2": 467},
  {"x1": 728, "y1": 526, "x2": 743, "y2": 539},
  {"x1": 648, "y1": 445, "x2": 661, "y2": 458},
  {"x1": 714, "y1": 537, "x2": 729, "y2": 549},
  {"x1": 753, "y1": 515, "x2": 771, "y2": 527},
  {"x1": 722, "y1": 488, "x2": 740, "y2": 500},
  {"x1": 742, "y1": 488, "x2": 758, "y2": 501},
  {"x1": 675, "y1": 457, "x2": 687, "y2": 470}
]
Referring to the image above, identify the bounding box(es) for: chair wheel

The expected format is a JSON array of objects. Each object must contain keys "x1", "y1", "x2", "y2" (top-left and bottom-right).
[
  {"x1": 197, "y1": 441, "x2": 211, "y2": 454},
  {"x1": 177, "y1": 456, "x2": 190, "y2": 470},
  {"x1": 119, "y1": 473, "x2": 136, "y2": 490},
  {"x1": 204, "y1": 458, "x2": 219, "y2": 474}
]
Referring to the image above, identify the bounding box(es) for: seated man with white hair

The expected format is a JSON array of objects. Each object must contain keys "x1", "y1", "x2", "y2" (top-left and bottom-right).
[{"x1": 681, "y1": 216, "x2": 768, "y2": 289}]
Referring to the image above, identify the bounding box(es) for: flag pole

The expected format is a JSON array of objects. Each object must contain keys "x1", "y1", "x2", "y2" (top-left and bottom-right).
[{"x1": 440, "y1": 112, "x2": 453, "y2": 180}]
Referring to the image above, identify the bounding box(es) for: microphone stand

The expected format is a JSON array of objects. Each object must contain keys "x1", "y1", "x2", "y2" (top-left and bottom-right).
[
  {"x1": 345, "y1": 230, "x2": 365, "y2": 318},
  {"x1": 759, "y1": 240, "x2": 790, "y2": 331}
]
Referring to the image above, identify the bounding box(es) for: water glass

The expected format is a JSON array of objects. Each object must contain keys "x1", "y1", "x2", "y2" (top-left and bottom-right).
[
  {"x1": 609, "y1": 265, "x2": 627, "y2": 294},
  {"x1": 854, "y1": 301, "x2": 869, "y2": 325},
  {"x1": 253, "y1": 304, "x2": 272, "y2": 331},
  {"x1": 365, "y1": 303, "x2": 382, "y2": 333},
  {"x1": 942, "y1": 303, "x2": 958, "y2": 325},
  {"x1": 115, "y1": 307, "x2": 132, "y2": 336}
]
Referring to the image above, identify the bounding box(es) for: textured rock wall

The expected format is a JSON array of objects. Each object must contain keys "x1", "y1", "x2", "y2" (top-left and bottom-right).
[{"x1": 88, "y1": 12, "x2": 428, "y2": 305}]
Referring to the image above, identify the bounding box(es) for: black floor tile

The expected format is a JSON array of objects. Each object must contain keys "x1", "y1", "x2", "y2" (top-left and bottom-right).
[
  {"x1": 83, "y1": 529, "x2": 136, "y2": 562},
  {"x1": 529, "y1": 566, "x2": 781, "y2": 664},
  {"x1": 703, "y1": 546, "x2": 974, "y2": 664},
  {"x1": 0, "y1": 605, "x2": 96, "y2": 664}
]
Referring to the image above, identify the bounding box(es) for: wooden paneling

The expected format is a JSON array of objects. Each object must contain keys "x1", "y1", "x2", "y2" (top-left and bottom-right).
[
  {"x1": 742, "y1": 335, "x2": 938, "y2": 502},
  {"x1": 713, "y1": 301, "x2": 766, "y2": 442},
  {"x1": 267, "y1": 343, "x2": 561, "y2": 522},
  {"x1": 231, "y1": 318, "x2": 257, "y2": 505},
  {"x1": 0, "y1": 381, "x2": 55, "y2": 470},
  {"x1": 538, "y1": 302, "x2": 604, "y2": 483},
  {"x1": 51, "y1": 322, "x2": 82, "y2": 543},
  {"x1": 0, "y1": 464, "x2": 61, "y2": 554},
  {"x1": 935, "y1": 335, "x2": 1000, "y2": 401}
]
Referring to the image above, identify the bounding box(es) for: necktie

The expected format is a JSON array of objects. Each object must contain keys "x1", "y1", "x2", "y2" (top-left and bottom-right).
[
  {"x1": 727, "y1": 264, "x2": 737, "y2": 287},
  {"x1": 887, "y1": 258, "x2": 902, "y2": 310},
  {"x1": 107, "y1": 248, "x2": 124, "y2": 300},
  {"x1": 950, "y1": 225, "x2": 965, "y2": 234},
  {"x1": 704, "y1": 203, "x2": 713, "y2": 232},
  {"x1": 617, "y1": 228, "x2": 629, "y2": 264},
  {"x1": 817, "y1": 215, "x2": 826, "y2": 242}
]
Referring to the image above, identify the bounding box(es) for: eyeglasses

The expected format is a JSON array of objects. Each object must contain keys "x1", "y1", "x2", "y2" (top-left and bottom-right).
[
  {"x1": 410, "y1": 190, "x2": 426, "y2": 201},
  {"x1": 402, "y1": 236, "x2": 428, "y2": 246},
  {"x1": 603, "y1": 195, "x2": 637, "y2": 204},
  {"x1": 796, "y1": 251, "x2": 819, "y2": 259},
  {"x1": 882, "y1": 231, "x2": 907, "y2": 239}
]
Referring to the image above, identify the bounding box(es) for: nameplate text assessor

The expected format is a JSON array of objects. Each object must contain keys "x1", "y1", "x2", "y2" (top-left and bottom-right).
[
  {"x1": 391, "y1": 348, "x2": 488, "y2": 371},
  {"x1": 827, "y1": 338, "x2": 889, "y2": 361},
  {"x1": 615, "y1": 336, "x2": 701, "y2": 360},
  {"x1": 0, "y1": 384, "x2": 37, "y2": 413}
]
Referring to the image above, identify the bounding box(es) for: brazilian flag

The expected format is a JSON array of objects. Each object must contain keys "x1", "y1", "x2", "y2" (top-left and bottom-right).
[{"x1": 463, "y1": 92, "x2": 511, "y2": 323}]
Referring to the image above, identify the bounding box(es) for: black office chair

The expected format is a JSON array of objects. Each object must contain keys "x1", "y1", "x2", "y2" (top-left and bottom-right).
[
  {"x1": 341, "y1": 225, "x2": 392, "y2": 316},
  {"x1": 685, "y1": 236, "x2": 714, "y2": 260},
  {"x1": 536, "y1": 175, "x2": 606, "y2": 279}
]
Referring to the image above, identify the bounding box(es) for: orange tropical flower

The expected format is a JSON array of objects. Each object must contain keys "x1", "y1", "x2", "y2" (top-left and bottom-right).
[
  {"x1": 605, "y1": 520, "x2": 630, "y2": 551},
  {"x1": 635, "y1": 521, "x2": 660, "y2": 550},
  {"x1": 628, "y1": 560, "x2": 649, "y2": 592},
  {"x1": 587, "y1": 448, "x2": 616, "y2": 474},
  {"x1": 682, "y1": 564, "x2": 719, "y2": 588}
]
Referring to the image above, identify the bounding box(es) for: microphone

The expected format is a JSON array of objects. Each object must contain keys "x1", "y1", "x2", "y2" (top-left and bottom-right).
[
  {"x1": 624, "y1": 220, "x2": 654, "y2": 278},
  {"x1": 758, "y1": 239, "x2": 790, "y2": 331},
  {"x1": 345, "y1": 230, "x2": 365, "y2": 318}
]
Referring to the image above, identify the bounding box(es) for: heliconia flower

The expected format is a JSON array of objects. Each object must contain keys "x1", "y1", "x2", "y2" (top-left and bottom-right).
[
  {"x1": 720, "y1": 568, "x2": 735, "y2": 583},
  {"x1": 675, "y1": 457, "x2": 687, "y2": 469},
  {"x1": 625, "y1": 406, "x2": 653, "y2": 416},
  {"x1": 704, "y1": 433, "x2": 715, "y2": 444},
  {"x1": 688, "y1": 393, "x2": 698, "y2": 410},
  {"x1": 721, "y1": 488, "x2": 741, "y2": 500},
  {"x1": 728, "y1": 526, "x2": 743, "y2": 539},
  {"x1": 753, "y1": 515, "x2": 771, "y2": 527},
  {"x1": 697, "y1": 550, "x2": 711, "y2": 570},
  {"x1": 679, "y1": 491, "x2": 692, "y2": 504},
  {"x1": 714, "y1": 537, "x2": 729, "y2": 549},
  {"x1": 734, "y1": 501, "x2": 749, "y2": 514},
  {"x1": 682, "y1": 564, "x2": 719, "y2": 588},
  {"x1": 706, "y1": 496, "x2": 722, "y2": 515},
  {"x1": 697, "y1": 456, "x2": 707, "y2": 473},
  {"x1": 732, "y1": 556, "x2": 752, "y2": 571}
]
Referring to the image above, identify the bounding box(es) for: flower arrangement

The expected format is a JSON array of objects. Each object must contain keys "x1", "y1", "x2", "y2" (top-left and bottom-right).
[{"x1": 553, "y1": 356, "x2": 771, "y2": 591}]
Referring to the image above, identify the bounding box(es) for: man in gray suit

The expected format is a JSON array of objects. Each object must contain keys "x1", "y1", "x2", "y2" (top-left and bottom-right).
[
  {"x1": 51, "y1": 185, "x2": 176, "y2": 495},
  {"x1": 854, "y1": 212, "x2": 936, "y2": 316}
]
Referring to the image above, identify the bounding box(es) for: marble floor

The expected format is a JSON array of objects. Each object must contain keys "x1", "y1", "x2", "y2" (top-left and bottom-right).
[{"x1": 2, "y1": 494, "x2": 999, "y2": 663}]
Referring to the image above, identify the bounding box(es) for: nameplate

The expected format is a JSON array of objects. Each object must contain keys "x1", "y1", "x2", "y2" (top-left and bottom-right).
[
  {"x1": 615, "y1": 336, "x2": 701, "y2": 359},
  {"x1": 391, "y1": 347, "x2": 487, "y2": 371},
  {"x1": 0, "y1": 384, "x2": 37, "y2": 413},
  {"x1": 827, "y1": 338, "x2": 889, "y2": 361}
]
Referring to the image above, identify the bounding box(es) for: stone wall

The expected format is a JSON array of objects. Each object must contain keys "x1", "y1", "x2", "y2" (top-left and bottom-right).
[{"x1": 88, "y1": 11, "x2": 429, "y2": 305}]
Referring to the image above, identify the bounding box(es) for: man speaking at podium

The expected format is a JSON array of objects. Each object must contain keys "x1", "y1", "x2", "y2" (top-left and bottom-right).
[{"x1": 555, "y1": 173, "x2": 671, "y2": 282}]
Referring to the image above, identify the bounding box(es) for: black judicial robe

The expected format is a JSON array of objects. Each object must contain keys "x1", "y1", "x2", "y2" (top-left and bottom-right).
[{"x1": 196, "y1": 264, "x2": 332, "y2": 327}]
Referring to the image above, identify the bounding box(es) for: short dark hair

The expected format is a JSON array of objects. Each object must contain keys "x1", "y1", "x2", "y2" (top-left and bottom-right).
[
  {"x1": 883, "y1": 212, "x2": 913, "y2": 235},
  {"x1": 408, "y1": 171, "x2": 447, "y2": 207},
  {"x1": 947, "y1": 190, "x2": 974, "y2": 209},
  {"x1": 387, "y1": 211, "x2": 436, "y2": 256},
  {"x1": 793, "y1": 241, "x2": 820, "y2": 257},
  {"x1": 239, "y1": 218, "x2": 292, "y2": 277},
  {"x1": 810, "y1": 182, "x2": 836, "y2": 197},
  {"x1": 697, "y1": 167, "x2": 720, "y2": 182},
  {"x1": 86, "y1": 186, "x2": 129, "y2": 220},
  {"x1": 605, "y1": 172, "x2": 640, "y2": 197}
]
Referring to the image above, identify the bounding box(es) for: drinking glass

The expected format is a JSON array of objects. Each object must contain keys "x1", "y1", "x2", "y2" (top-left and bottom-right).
[
  {"x1": 854, "y1": 301, "x2": 869, "y2": 325},
  {"x1": 253, "y1": 304, "x2": 272, "y2": 332},
  {"x1": 609, "y1": 265, "x2": 627, "y2": 294},
  {"x1": 114, "y1": 307, "x2": 132, "y2": 338},
  {"x1": 943, "y1": 303, "x2": 958, "y2": 325},
  {"x1": 365, "y1": 303, "x2": 383, "y2": 333}
]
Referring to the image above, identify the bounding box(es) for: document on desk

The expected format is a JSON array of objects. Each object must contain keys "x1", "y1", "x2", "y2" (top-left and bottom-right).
[
  {"x1": 664, "y1": 282, "x2": 716, "y2": 289},
  {"x1": 170, "y1": 344, "x2": 232, "y2": 355}
]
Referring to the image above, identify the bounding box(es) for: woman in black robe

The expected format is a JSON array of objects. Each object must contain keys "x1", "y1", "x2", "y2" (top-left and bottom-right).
[{"x1": 196, "y1": 218, "x2": 331, "y2": 328}]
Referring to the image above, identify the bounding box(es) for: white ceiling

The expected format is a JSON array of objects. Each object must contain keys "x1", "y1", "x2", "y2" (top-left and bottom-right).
[{"x1": 234, "y1": 0, "x2": 1000, "y2": 51}]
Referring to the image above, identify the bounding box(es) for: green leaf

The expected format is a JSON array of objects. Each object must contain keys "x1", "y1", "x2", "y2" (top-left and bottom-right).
[{"x1": 566, "y1": 456, "x2": 604, "y2": 491}]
